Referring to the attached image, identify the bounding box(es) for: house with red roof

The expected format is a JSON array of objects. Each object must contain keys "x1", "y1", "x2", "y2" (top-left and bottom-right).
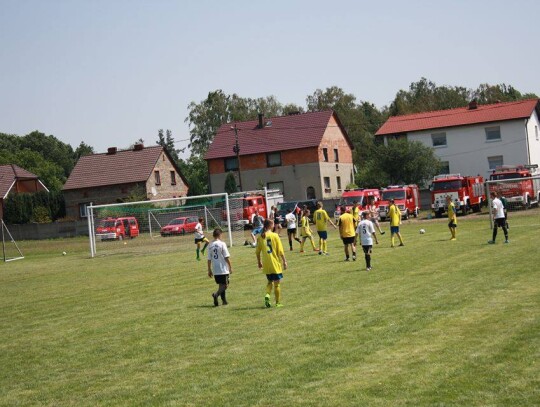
[
  {"x1": 204, "y1": 111, "x2": 354, "y2": 200},
  {"x1": 0, "y1": 164, "x2": 49, "y2": 220},
  {"x1": 375, "y1": 99, "x2": 540, "y2": 177},
  {"x1": 63, "y1": 144, "x2": 188, "y2": 219}
]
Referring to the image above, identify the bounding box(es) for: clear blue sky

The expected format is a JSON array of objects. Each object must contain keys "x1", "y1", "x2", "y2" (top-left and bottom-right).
[{"x1": 1, "y1": 0, "x2": 539, "y2": 156}]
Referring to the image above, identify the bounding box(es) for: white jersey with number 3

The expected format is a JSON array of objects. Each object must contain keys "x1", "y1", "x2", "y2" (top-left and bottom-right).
[
  {"x1": 356, "y1": 219, "x2": 375, "y2": 246},
  {"x1": 207, "y1": 240, "x2": 230, "y2": 275}
]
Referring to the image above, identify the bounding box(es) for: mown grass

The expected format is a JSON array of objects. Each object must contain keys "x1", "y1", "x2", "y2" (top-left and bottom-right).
[{"x1": 0, "y1": 211, "x2": 539, "y2": 406}]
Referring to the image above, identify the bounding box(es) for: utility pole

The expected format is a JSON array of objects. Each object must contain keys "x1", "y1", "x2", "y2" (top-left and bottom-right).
[{"x1": 231, "y1": 124, "x2": 242, "y2": 191}]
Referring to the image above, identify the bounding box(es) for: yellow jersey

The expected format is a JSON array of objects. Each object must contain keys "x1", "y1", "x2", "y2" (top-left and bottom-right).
[
  {"x1": 448, "y1": 202, "x2": 457, "y2": 223},
  {"x1": 389, "y1": 204, "x2": 401, "y2": 226},
  {"x1": 313, "y1": 208, "x2": 330, "y2": 231},
  {"x1": 338, "y1": 212, "x2": 356, "y2": 238},
  {"x1": 352, "y1": 205, "x2": 360, "y2": 222},
  {"x1": 256, "y1": 231, "x2": 285, "y2": 275},
  {"x1": 300, "y1": 215, "x2": 312, "y2": 237}
]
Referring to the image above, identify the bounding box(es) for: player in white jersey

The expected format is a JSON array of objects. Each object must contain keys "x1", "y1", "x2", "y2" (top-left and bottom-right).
[
  {"x1": 488, "y1": 191, "x2": 509, "y2": 244},
  {"x1": 194, "y1": 217, "x2": 210, "y2": 261},
  {"x1": 355, "y1": 211, "x2": 379, "y2": 271},
  {"x1": 207, "y1": 228, "x2": 232, "y2": 306}
]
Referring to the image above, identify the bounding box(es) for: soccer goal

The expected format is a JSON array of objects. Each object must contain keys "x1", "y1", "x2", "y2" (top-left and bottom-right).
[
  {"x1": 1, "y1": 220, "x2": 24, "y2": 262},
  {"x1": 485, "y1": 174, "x2": 540, "y2": 229},
  {"x1": 86, "y1": 192, "x2": 257, "y2": 258}
]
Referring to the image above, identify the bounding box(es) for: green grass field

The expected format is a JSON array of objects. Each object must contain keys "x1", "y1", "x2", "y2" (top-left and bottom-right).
[{"x1": 1, "y1": 211, "x2": 539, "y2": 406}]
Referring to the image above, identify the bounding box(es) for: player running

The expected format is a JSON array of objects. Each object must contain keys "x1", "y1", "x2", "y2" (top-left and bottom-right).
[
  {"x1": 356, "y1": 211, "x2": 379, "y2": 271},
  {"x1": 313, "y1": 201, "x2": 336, "y2": 255},
  {"x1": 285, "y1": 208, "x2": 301, "y2": 251},
  {"x1": 256, "y1": 219, "x2": 288, "y2": 308},
  {"x1": 337, "y1": 207, "x2": 357, "y2": 261},
  {"x1": 446, "y1": 195, "x2": 457, "y2": 241},
  {"x1": 207, "y1": 228, "x2": 232, "y2": 306},
  {"x1": 388, "y1": 199, "x2": 404, "y2": 248},
  {"x1": 194, "y1": 217, "x2": 210, "y2": 260},
  {"x1": 299, "y1": 209, "x2": 318, "y2": 253}
]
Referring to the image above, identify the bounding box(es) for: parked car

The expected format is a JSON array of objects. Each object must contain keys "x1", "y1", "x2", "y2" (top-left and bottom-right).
[
  {"x1": 160, "y1": 216, "x2": 199, "y2": 236},
  {"x1": 96, "y1": 217, "x2": 139, "y2": 241}
]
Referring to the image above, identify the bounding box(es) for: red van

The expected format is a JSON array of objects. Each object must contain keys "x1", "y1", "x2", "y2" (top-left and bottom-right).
[{"x1": 96, "y1": 217, "x2": 140, "y2": 241}]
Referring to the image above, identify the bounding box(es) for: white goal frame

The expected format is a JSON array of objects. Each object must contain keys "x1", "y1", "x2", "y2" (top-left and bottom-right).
[
  {"x1": 1, "y1": 220, "x2": 24, "y2": 262},
  {"x1": 87, "y1": 193, "x2": 232, "y2": 258}
]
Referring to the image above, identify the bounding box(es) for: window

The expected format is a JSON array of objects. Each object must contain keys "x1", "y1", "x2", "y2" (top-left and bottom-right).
[
  {"x1": 485, "y1": 126, "x2": 501, "y2": 142},
  {"x1": 267, "y1": 181, "x2": 284, "y2": 193},
  {"x1": 322, "y1": 148, "x2": 328, "y2": 162},
  {"x1": 224, "y1": 157, "x2": 238, "y2": 171},
  {"x1": 536, "y1": 125, "x2": 539, "y2": 141},
  {"x1": 488, "y1": 155, "x2": 504, "y2": 170},
  {"x1": 439, "y1": 161, "x2": 450, "y2": 174},
  {"x1": 266, "y1": 152, "x2": 282, "y2": 167},
  {"x1": 324, "y1": 176, "x2": 331, "y2": 193},
  {"x1": 170, "y1": 171, "x2": 176, "y2": 185},
  {"x1": 336, "y1": 176, "x2": 342, "y2": 191},
  {"x1": 431, "y1": 132, "x2": 447, "y2": 147},
  {"x1": 334, "y1": 148, "x2": 339, "y2": 162},
  {"x1": 79, "y1": 203, "x2": 89, "y2": 218},
  {"x1": 154, "y1": 171, "x2": 161, "y2": 185}
]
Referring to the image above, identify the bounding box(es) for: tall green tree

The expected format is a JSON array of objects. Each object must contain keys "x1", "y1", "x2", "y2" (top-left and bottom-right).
[
  {"x1": 74, "y1": 141, "x2": 95, "y2": 160},
  {"x1": 224, "y1": 171, "x2": 238, "y2": 194},
  {"x1": 156, "y1": 129, "x2": 179, "y2": 162},
  {"x1": 356, "y1": 139, "x2": 441, "y2": 187}
]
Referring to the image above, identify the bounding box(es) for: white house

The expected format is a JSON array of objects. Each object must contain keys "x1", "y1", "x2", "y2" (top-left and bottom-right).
[{"x1": 375, "y1": 99, "x2": 540, "y2": 178}]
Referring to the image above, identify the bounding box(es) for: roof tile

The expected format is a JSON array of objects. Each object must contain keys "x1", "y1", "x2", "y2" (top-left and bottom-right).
[
  {"x1": 0, "y1": 164, "x2": 41, "y2": 198},
  {"x1": 205, "y1": 110, "x2": 351, "y2": 160},
  {"x1": 63, "y1": 146, "x2": 165, "y2": 190},
  {"x1": 375, "y1": 99, "x2": 539, "y2": 136}
]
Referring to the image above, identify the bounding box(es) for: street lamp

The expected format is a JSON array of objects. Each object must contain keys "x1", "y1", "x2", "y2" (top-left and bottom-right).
[{"x1": 231, "y1": 124, "x2": 242, "y2": 191}]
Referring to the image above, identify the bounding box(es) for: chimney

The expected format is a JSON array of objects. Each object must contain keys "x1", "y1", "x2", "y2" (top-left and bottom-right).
[
  {"x1": 107, "y1": 147, "x2": 117, "y2": 155},
  {"x1": 468, "y1": 100, "x2": 478, "y2": 110},
  {"x1": 258, "y1": 113, "x2": 263, "y2": 129},
  {"x1": 133, "y1": 143, "x2": 144, "y2": 151}
]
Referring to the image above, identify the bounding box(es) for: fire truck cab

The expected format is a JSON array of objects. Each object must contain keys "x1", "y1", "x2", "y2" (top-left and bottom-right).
[
  {"x1": 431, "y1": 174, "x2": 485, "y2": 217},
  {"x1": 378, "y1": 184, "x2": 420, "y2": 221},
  {"x1": 489, "y1": 164, "x2": 540, "y2": 208},
  {"x1": 334, "y1": 188, "x2": 380, "y2": 220}
]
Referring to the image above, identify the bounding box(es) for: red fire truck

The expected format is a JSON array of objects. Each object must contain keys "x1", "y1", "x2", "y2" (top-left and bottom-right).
[
  {"x1": 378, "y1": 185, "x2": 420, "y2": 221},
  {"x1": 489, "y1": 165, "x2": 540, "y2": 209},
  {"x1": 334, "y1": 188, "x2": 381, "y2": 220},
  {"x1": 430, "y1": 174, "x2": 485, "y2": 217}
]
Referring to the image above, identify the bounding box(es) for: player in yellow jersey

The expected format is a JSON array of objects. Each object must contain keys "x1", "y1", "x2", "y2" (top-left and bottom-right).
[
  {"x1": 337, "y1": 207, "x2": 357, "y2": 261},
  {"x1": 313, "y1": 201, "x2": 337, "y2": 255},
  {"x1": 388, "y1": 199, "x2": 404, "y2": 247},
  {"x1": 299, "y1": 209, "x2": 318, "y2": 253},
  {"x1": 256, "y1": 219, "x2": 288, "y2": 308},
  {"x1": 446, "y1": 196, "x2": 457, "y2": 240},
  {"x1": 351, "y1": 200, "x2": 360, "y2": 223}
]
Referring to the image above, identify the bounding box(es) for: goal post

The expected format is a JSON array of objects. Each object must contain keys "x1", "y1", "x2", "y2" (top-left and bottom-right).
[
  {"x1": 1, "y1": 220, "x2": 24, "y2": 262},
  {"x1": 485, "y1": 174, "x2": 540, "y2": 229},
  {"x1": 87, "y1": 193, "x2": 236, "y2": 258}
]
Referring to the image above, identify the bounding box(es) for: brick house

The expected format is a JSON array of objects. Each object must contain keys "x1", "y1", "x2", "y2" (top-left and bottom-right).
[
  {"x1": 204, "y1": 111, "x2": 354, "y2": 200},
  {"x1": 63, "y1": 145, "x2": 189, "y2": 219},
  {"x1": 375, "y1": 99, "x2": 540, "y2": 177},
  {"x1": 0, "y1": 164, "x2": 49, "y2": 220}
]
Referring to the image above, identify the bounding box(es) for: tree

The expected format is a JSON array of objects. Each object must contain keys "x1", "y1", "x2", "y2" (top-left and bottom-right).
[
  {"x1": 387, "y1": 78, "x2": 471, "y2": 116},
  {"x1": 74, "y1": 141, "x2": 95, "y2": 160},
  {"x1": 356, "y1": 139, "x2": 441, "y2": 187},
  {"x1": 178, "y1": 155, "x2": 208, "y2": 196},
  {"x1": 156, "y1": 129, "x2": 179, "y2": 162},
  {"x1": 224, "y1": 171, "x2": 238, "y2": 194}
]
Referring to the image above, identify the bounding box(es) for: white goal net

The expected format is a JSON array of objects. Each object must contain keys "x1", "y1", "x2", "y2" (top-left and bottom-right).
[
  {"x1": 87, "y1": 189, "x2": 283, "y2": 258},
  {"x1": 485, "y1": 174, "x2": 540, "y2": 229}
]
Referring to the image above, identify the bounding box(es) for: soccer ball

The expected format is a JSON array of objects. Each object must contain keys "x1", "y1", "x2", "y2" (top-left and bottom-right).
[
  {"x1": 62, "y1": 251, "x2": 67, "y2": 256},
  {"x1": 419, "y1": 229, "x2": 426, "y2": 234}
]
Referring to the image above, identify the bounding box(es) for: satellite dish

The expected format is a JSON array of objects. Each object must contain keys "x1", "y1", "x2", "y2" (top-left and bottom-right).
[{"x1": 151, "y1": 187, "x2": 157, "y2": 196}]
